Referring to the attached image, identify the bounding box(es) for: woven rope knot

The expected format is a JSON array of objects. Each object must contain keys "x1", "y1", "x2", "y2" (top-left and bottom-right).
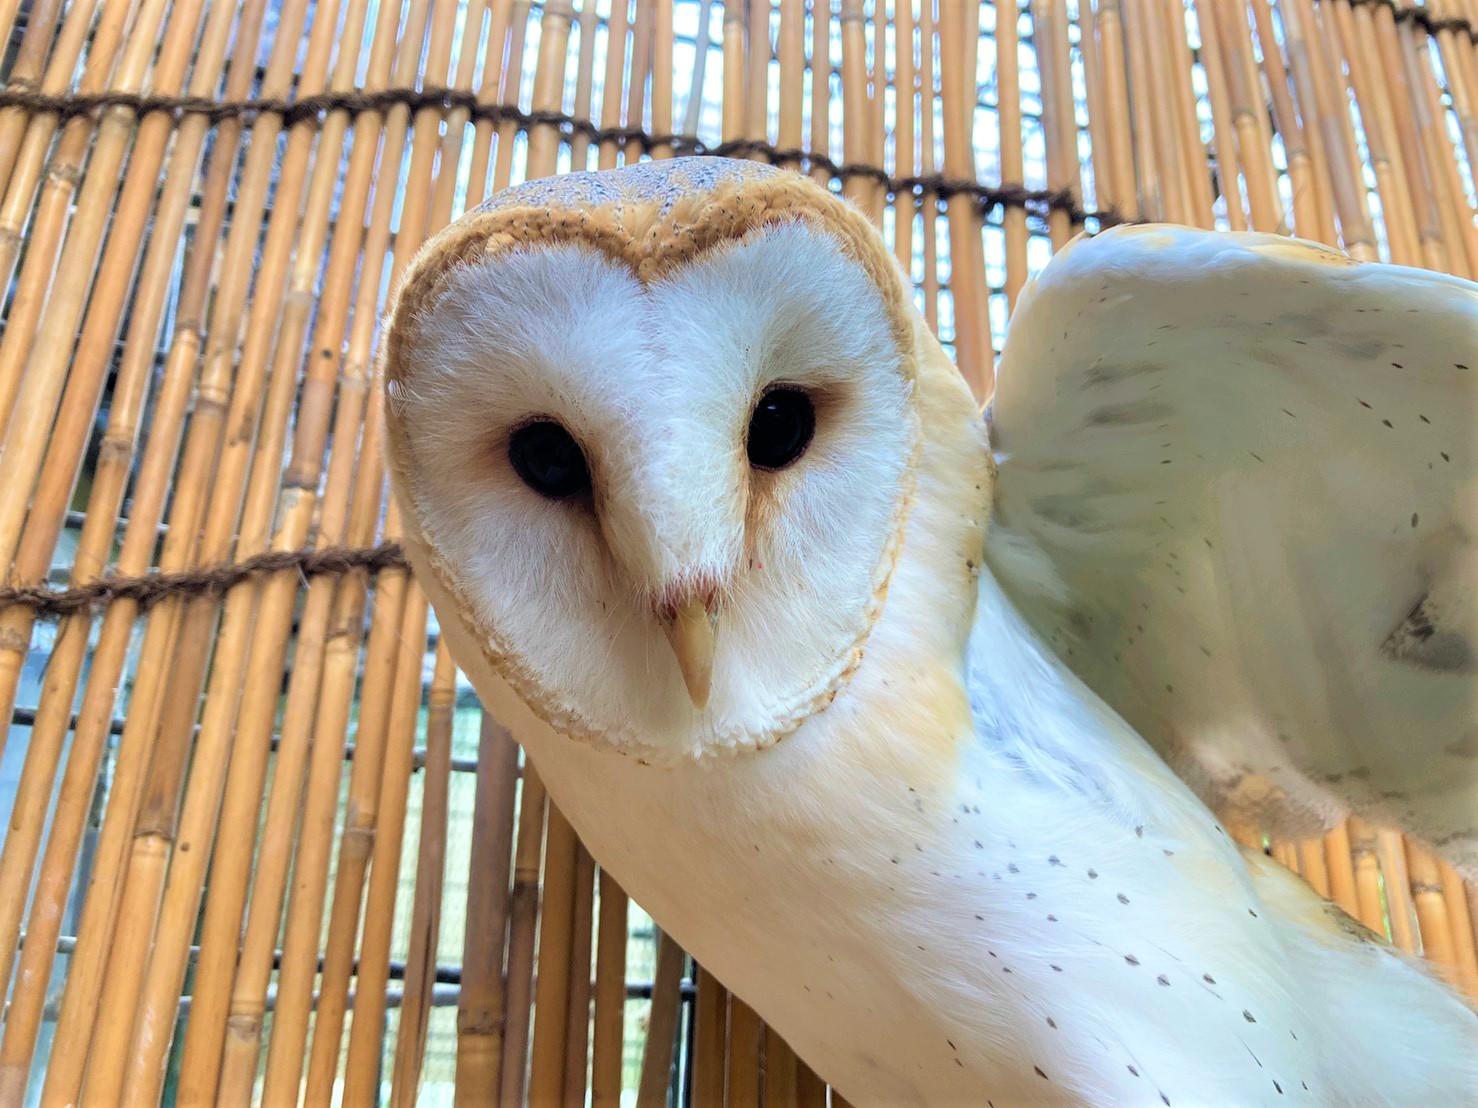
[
  {"x1": 0, "y1": 88, "x2": 1125, "y2": 225},
  {"x1": 0, "y1": 543, "x2": 409, "y2": 616}
]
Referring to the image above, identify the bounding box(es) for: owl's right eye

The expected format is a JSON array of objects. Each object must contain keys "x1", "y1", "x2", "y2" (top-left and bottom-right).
[{"x1": 508, "y1": 419, "x2": 591, "y2": 500}]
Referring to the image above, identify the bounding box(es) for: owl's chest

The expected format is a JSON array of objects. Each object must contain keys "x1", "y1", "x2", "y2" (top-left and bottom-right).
[{"x1": 531, "y1": 735, "x2": 1169, "y2": 1106}]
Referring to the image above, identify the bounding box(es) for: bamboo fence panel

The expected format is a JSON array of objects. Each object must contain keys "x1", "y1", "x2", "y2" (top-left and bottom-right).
[{"x1": 0, "y1": 0, "x2": 1475, "y2": 1103}]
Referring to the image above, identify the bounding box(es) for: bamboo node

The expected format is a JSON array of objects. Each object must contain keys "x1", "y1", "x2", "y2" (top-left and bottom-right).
[
  {"x1": 45, "y1": 161, "x2": 84, "y2": 187},
  {"x1": 456, "y1": 1013, "x2": 509, "y2": 1036}
]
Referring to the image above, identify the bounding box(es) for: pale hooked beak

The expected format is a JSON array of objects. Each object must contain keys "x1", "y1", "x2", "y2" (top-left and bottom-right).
[{"x1": 662, "y1": 596, "x2": 718, "y2": 710}]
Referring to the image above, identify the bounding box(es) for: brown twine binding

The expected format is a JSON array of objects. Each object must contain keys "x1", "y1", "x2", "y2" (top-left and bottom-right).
[
  {"x1": 0, "y1": 543, "x2": 408, "y2": 616},
  {"x1": 0, "y1": 88, "x2": 1122, "y2": 226},
  {"x1": 1332, "y1": 0, "x2": 1478, "y2": 39}
]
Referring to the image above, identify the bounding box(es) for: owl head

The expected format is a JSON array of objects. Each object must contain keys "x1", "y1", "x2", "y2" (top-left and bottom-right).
[{"x1": 384, "y1": 159, "x2": 984, "y2": 762}]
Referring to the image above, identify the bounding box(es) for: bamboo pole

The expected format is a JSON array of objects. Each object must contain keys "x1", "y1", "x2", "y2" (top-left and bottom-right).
[
  {"x1": 1404, "y1": 840, "x2": 1458, "y2": 980},
  {"x1": 1438, "y1": 860, "x2": 1478, "y2": 999},
  {"x1": 796, "y1": 1060, "x2": 828, "y2": 1107},
  {"x1": 499, "y1": 765, "x2": 548, "y2": 1107},
  {"x1": 390, "y1": 645, "x2": 458, "y2": 1106},
  {"x1": 1195, "y1": 0, "x2": 1249, "y2": 230},
  {"x1": 1321, "y1": 822, "x2": 1363, "y2": 922},
  {"x1": 1118, "y1": 0, "x2": 1165, "y2": 220},
  {"x1": 1286, "y1": 0, "x2": 1379, "y2": 258},
  {"x1": 0, "y1": 0, "x2": 78, "y2": 194},
  {"x1": 0, "y1": 0, "x2": 174, "y2": 560},
  {"x1": 747, "y1": 0, "x2": 773, "y2": 148},
  {"x1": 494, "y1": 0, "x2": 535, "y2": 185},
  {"x1": 341, "y1": 588, "x2": 434, "y2": 1106},
  {"x1": 600, "y1": 0, "x2": 635, "y2": 169},
  {"x1": 177, "y1": 4, "x2": 400, "y2": 1100},
  {"x1": 1139, "y1": 0, "x2": 1195, "y2": 223},
  {"x1": 693, "y1": 965, "x2": 728, "y2": 1106},
  {"x1": 590, "y1": 869, "x2": 630, "y2": 1108},
  {"x1": 455, "y1": 721, "x2": 521, "y2": 1104},
  {"x1": 868, "y1": 0, "x2": 889, "y2": 225},
  {"x1": 685, "y1": 0, "x2": 717, "y2": 136},
  {"x1": 1272, "y1": 840, "x2": 1299, "y2": 872},
  {"x1": 1297, "y1": 837, "x2": 1331, "y2": 899},
  {"x1": 1327, "y1": 0, "x2": 1419, "y2": 264},
  {"x1": 569, "y1": 0, "x2": 602, "y2": 171},
  {"x1": 1375, "y1": 828, "x2": 1420, "y2": 954},
  {"x1": 562, "y1": 843, "x2": 598, "y2": 1107},
  {"x1": 528, "y1": 806, "x2": 581, "y2": 1104},
  {"x1": 90, "y1": 6, "x2": 355, "y2": 1098},
  {"x1": 808, "y1": 0, "x2": 831, "y2": 185},
  {"x1": 779, "y1": 0, "x2": 806, "y2": 168},
  {"x1": 1428, "y1": 0, "x2": 1478, "y2": 175},
  {"x1": 724, "y1": 0, "x2": 747, "y2": 140},
  {"x1": 653, "y1": 0, "x2": 675, "y2": 160},
  {"x1": 1353, "y1": 6, "x2": 1436, "y2": 265},
  {"x1": 1274, "y1": 0, "x2": 1340, "y2": 244},
  {"x1": 624, "y1": 0, "x2": 656, "y2": 165},
  {"x1": 765, "y1": 1027, "x2": 800, "y2": 1108},
  {"x1": 301, "y1": 6, "x2": 467, "y2": 1096},
  {"x1": 465, "y1": 0, "x2": 518, "y2": 203},
  {"x1": 1345, "y1": 816, "x2": 1391, "y2": 936},
  {"x1": 0, "y1": 0, "x2": 241, "y2": 1012},
  {"x1": 1225, "y1": 818, "x2": 1264, "y2": 853},
  {"x1": 1402, "y1": 21, "x2": 1478, "y2": 277},
  {"x1": 1076, "y1": 0, "x2": 1115, "y2": 222},
  {"x1": 1032, "y1": 0, "x2": 1091, "y2": 240},
  {"x1": 36, "y1": 1, "x2": 322, "y2": 1097},
  {"x1": 84, "y1": 0, "x2": 368, "y2": 1092},
  {"x1": 997, "y1": 0, "x2": 1030, "y2": 310},
  {"x1": 527, "y1": 0, "x2": 577, "y2": 172},
  {"x1": 258, "y1": 3, "x2": 447, "y2": 1094},
  {"x1": 1213, "y1": 0, "x2": 1283, "y2": 230},
  {"x1": 839, "y1": 0, "x2": 870, "y2": 207},
  {"x1": 0, "y1": 49, "x2": 260, "y2": 1100},
  {"x1": 727, "y1": 995, "x2": 763, "y2": 1108},
  {"x1": 196, "y1": 9, "x2": 405, "y2": 1099},
  {"x1": 893, "y1": 0, "x2": 916, "y2": 276},
  {"x1": 1371, "y1": 6, "x2": 1452, "y2": 273},
  {"x1": 0, "y1": 0, "x2": 130, "y2": 370},
  {"x1": 636, "y1": 930, "x2": 687, "y2": 1108},
  {"x1": 1247, "y1": 0, "x2": 1323, "y2": 237},
  {"x1": 937, "y1": 0, "x2": 992, "y2": 397},
  {"x1": 434, "y1": 0, "x2": 496, "y2": 215},
  {"x1": 1093, "y1": 0, "x2": 1141, "y2": 221},
  {"x1": 919, "y1": 0, "x2": 941, "y2": 334},
  {"x1": 1162, "y1": 0, "x2": 1215, "y2": 226}
]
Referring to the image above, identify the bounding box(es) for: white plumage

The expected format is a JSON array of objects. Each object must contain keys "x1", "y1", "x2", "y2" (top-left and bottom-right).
[{"x1": 385, "y1": 159, "x2": 1476, "y2": 1106}]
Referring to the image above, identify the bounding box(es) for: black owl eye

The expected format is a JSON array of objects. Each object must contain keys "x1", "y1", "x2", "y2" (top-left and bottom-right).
[
  {"x1": 508, "y1": 419, "x2": 591, "y2": 499},
  {"x1": 746, "y1": 387, "x2": 815, "y2": 471}
]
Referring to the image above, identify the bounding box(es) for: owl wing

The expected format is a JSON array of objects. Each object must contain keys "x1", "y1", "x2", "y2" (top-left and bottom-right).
[{"x1": 983, "y1": 224, "x2": 1478, "y2": 875}]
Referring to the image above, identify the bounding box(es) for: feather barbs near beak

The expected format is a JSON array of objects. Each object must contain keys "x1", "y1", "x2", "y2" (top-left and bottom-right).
[{"x1": 660, "y1": 593, "x2": 719, "y2": 710}]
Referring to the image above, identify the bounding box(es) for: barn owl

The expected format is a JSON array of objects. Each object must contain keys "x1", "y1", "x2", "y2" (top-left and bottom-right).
[{"x1": 385, "y1": 159, "x2": 1476, "y2": 1105}]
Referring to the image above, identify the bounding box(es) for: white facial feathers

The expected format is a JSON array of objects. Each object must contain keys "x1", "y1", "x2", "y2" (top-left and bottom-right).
[{"x1": 393, "y1": 222, "x2": 916, "y2": 758}]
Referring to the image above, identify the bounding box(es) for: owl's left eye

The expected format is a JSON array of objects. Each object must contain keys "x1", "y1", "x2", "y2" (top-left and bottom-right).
[
  {"x1": 747, "y1": 387, "x2": 815, "y2": 471},
  {"x1": 508, "y1": 419, "x2": 591, "y2": 500}
]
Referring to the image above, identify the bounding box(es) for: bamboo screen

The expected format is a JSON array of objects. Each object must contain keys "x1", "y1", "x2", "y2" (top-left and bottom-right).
[{"x1": 0, "y1": 0, "x2": 1475, "y2": 1103}]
